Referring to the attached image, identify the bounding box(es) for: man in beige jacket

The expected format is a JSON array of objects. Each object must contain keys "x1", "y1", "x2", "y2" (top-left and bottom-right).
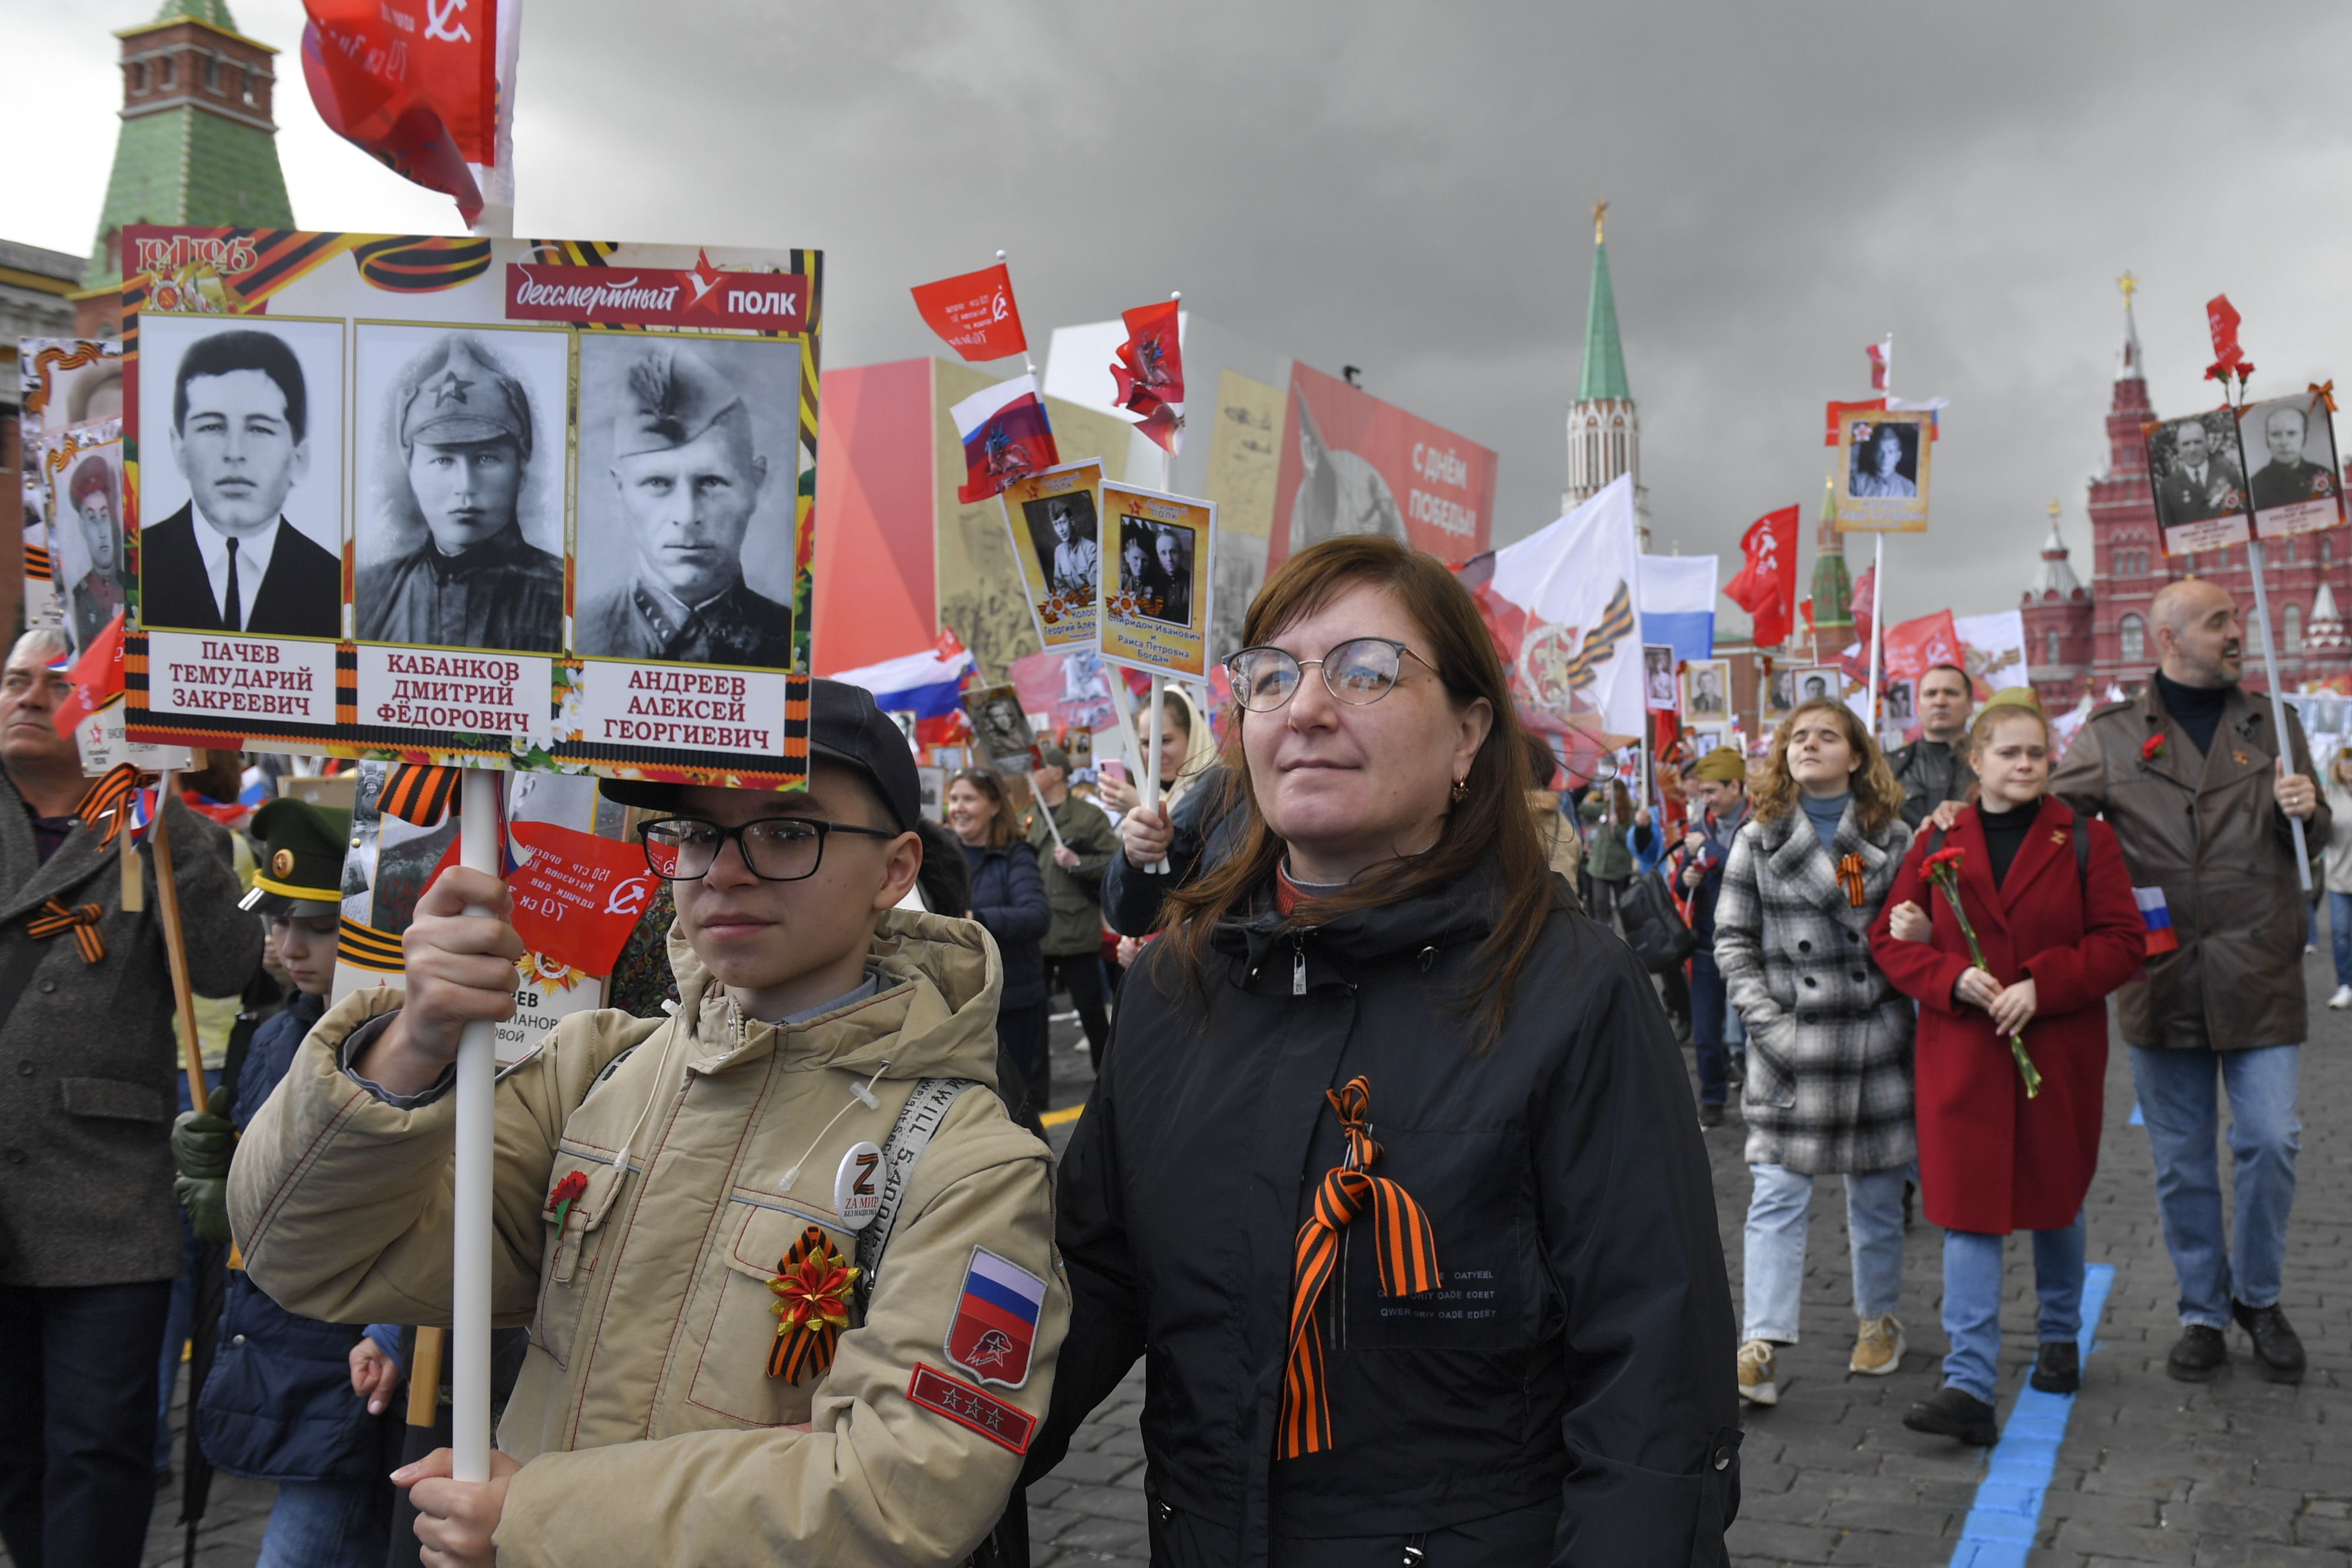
[{"x1": 228, "y1": 680, "x2": 1067, "y2": 1566}]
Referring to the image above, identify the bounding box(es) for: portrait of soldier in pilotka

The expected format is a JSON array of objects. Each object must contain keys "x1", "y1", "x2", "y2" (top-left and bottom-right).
[
  {"x1": 573, "y1": 338, "x2": 798, "y2": 669},
  {"x1": 355, "y1": 332, "x2": 564, "y2": 653}
]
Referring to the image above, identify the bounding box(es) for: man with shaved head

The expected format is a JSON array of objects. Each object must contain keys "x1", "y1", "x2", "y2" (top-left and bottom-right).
[{"x1": 2052, "y1": 576, "x2": 2324, "y2": 1387}]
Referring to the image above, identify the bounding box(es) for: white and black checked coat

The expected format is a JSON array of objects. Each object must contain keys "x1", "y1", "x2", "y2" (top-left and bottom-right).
[{"x1": 1712, "y1": 801, "x2": 1916, "y2": 1175}]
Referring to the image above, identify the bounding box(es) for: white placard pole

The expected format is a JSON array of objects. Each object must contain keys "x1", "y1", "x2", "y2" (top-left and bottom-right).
[
  {"x1": 2245, "y1": 539, "x2": 2314, "y2": 891},
  {"x1": 1865, "y1": 535, "x2": 1885, "y2": 730},
  {"x1": 1144, "y1": 676, "x2": 1165, "y2": 816},
  {"x1": 450, "y1": 767, "x2": 499, "y2": 1485}
]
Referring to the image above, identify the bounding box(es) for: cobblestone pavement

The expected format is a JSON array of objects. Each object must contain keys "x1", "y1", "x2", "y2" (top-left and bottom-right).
[{"x1": 20, "y1": 954, "x2": 2346, "y2": 1566}]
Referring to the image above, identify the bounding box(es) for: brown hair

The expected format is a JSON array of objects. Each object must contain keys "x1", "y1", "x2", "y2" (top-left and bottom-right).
[
  {"x1": 1521, "y1": 731, "x2": 1559, "y2": 791},
  {"x1": 946, "y1": 768, "x2": 1014, "y2": 848},
  {"x1": 1160, "y1": 535, "x2": 1568, "y2": 1049},
  {"x1": 1750, "y1": 697, "x2": 1905, "y2": 835}
]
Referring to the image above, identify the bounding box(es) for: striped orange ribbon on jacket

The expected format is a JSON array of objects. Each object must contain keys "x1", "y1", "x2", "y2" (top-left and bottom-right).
[
  {"x1": 769, "y1": 1224, "x2": 860, "y2": 1384},
  {"x1": 75, "y1": 764, "x2": 155, "y2": 849},
  {"x1": 1836, "y1": 851, "x2": 1866, "y2": 907},
  {"x1": 1278, "y1": 1076, "x2": 1442, "y2": 1459},
  {"x1": 29, "y1": 900, "x2": 104, "y2": 964}
]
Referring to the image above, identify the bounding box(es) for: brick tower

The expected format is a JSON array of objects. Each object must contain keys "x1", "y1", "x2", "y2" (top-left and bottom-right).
[
  {"x1": 72, "y1": 0, "x2": 295, "y2": 335},
  {"x1": 2022, "y1": 500, "x2": 2093, "y2": 707}
]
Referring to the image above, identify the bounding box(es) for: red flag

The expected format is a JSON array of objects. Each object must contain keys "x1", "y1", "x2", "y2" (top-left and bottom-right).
[
  {"x1": 506, "y1": 820, "x2": 654, "y2": 978},
  {"x1": 2205, "y1": 294, "x2": 2250, "y2": 382},
  {"x1": 51, "y1": 611, "x2": 125, "y2": 741},
  {"x1": 1110, "y1": 300, "x2": 1185, "y2": 454},
  {"x1": 1722, "y1": 506, "x2": 1798, "y2": 648},
  {"x1": 910, "y1": 264, "x2": 1028, "y2": 362},
  {"x1": 300, "y1": 0, "x2": 497, "y2": 224},
  {"x1": 1866, "y1": 341, "x2": 1889, "y2": 393},
  {"x1": 1882, "y1": 610, "x2": 1962, "y2": 683}
]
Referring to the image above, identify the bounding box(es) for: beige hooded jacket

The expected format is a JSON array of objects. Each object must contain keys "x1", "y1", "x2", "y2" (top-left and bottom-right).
[{"x1": 228, "y1": 910, "x2": 1067, "y2": 1567}]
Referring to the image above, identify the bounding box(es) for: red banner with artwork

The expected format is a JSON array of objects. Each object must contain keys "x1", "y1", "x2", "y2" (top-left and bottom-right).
[{"x1": 1267, "y1": 364, "x2": 1496, "y2": 571}]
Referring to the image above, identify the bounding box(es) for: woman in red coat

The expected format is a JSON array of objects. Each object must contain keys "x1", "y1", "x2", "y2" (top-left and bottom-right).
[{"x1": 1870, "y1": 691, "x2": 2143, "y2": 1444}]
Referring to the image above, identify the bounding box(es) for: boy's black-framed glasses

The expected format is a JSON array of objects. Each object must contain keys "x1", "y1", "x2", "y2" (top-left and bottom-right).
[
  {"x1": 637, "y1": 815, "x2": 900, "y2": 883},
  {"x1": 1222, "y1": 637, "x2": 1438, "y2": 713}
]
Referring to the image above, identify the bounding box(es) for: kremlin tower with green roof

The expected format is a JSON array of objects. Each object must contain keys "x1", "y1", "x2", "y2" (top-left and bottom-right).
[
  {"x1": 1563, "y1": 200, "x2": 1651, "y2": 549},
  {"x1": 71, "y1": 0, "x2": 293, "y2": 335}
]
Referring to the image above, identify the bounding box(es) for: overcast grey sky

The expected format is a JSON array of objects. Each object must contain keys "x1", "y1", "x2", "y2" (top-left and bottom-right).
[{"x1": 16, "y1": 0, "x2": 2352, "y2": 631}]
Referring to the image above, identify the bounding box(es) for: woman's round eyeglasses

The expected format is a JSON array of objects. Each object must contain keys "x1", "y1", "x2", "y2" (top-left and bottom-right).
[
  {"x1": 1222, "y1": 637, "x2": 1437, "y2": 713},
  {"x1": 637, "y1": 816, "x2": 898, "y2": 883}
]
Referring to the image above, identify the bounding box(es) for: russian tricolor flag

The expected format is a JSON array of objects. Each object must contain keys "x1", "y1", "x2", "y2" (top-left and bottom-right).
[
  {"x1": 951, "y1": 375, "x2": 1060, "y2": 504},
  {"x1": 945, "y1": 1246, "x2": 1045, "y2": 1389},
  {"x1": 827, "y1": 644, "x2": 974, "y2": 720},
  {"x1": 2134, "y1": 885, "x2": 2179, "y2": 957}
]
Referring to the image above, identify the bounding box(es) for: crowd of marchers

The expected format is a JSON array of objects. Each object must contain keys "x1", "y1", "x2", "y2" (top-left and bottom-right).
[{"x1": 0, "y1": 541, "x2": 2333, "y2": 1568}]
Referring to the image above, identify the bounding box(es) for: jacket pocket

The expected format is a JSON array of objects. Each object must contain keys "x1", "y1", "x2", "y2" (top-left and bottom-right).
[
  {"x1": 60, "y1": 1076, "x2": 169, "y2": 1123},
  {"x1": 532, "y1": 1155, "x2": 615, "y2": 1370},
  {"x1": 682, "y1": 1199, "x2": 841, "y2": 1428},
  {"x1": 1745, "y1": 1023, "x2": 1799, "y2": 1110},
  {"x1": 1342, "y1": 1124, "x2": 1541, "y2": 1352}
]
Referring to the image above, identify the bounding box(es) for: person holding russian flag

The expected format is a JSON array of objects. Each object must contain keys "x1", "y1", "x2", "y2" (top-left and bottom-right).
[{"x1": 1871, "y1": 689, "x2": 2144, "y2": 1445}]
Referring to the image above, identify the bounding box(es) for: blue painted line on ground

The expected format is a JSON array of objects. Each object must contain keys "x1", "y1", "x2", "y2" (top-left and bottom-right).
[
  {"x1": 2127, "y1": 1101, "x2": 2143, "y2": 1126},
  {"x1": 1946, "y1": 1261, "x2": 2117, "y2": 1567}
]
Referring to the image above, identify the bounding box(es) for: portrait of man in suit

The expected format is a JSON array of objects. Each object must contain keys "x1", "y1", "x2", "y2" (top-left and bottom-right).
[
  {"x1": 141, "y1": 329, "x2": 341, "y2": 640},
  {"x1": 2154, "y1": 417, "x2": 2245, "y2": 530},
  {"x1": 2247, "y1": 402, "x2": 2337, "y2": 514}
]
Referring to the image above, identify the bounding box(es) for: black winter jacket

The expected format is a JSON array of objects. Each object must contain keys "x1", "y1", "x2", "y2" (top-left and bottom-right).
[
  {"x1": 1027, "y1": 867, "x2": 1742, "y2": 1564},
  {"x1": 963, "y1": 840, "x2": 1051, "y2": 1009}
]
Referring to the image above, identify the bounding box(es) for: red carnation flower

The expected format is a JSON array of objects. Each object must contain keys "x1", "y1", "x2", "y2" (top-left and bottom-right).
[{"x1": 2141, "y1": 734, "x2": 2166, "y2": 762}]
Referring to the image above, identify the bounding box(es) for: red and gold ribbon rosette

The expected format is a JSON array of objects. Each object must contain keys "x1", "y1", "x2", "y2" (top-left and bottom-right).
[
  {"x1": 769, "y1": 1225, "x2": 861, "y2": 1384},
  {"x1": 1922, "y1": 847, "x2": 2041, "y2": 1098}
]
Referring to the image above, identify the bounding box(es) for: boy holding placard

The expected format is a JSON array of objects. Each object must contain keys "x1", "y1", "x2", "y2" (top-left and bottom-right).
[{"x1": 227, "y1": 678, "x2": 1066, "y2": 1566}]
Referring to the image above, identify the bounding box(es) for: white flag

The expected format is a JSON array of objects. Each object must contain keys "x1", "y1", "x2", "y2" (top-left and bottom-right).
[{"x1": 1486, "y1": 475, "x2": 1645, "y2": 741}]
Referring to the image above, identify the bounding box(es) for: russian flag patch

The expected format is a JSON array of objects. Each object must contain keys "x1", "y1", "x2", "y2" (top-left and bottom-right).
[
  {"x1": 945, "y1": 1246, "x2": 1046, "y2": 1389},
  {"x1": 2134, "y1": 885, "x2": 2179, "y2": 957}
]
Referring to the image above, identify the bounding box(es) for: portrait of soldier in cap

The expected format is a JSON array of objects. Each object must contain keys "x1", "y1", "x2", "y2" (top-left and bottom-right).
[
  {"x1": 355, "y1": 332, "x2": 564, "y2": 653},
  {"x1": 574, "y1": 339, "x2": 797, "y2": 668},
  {"x1": 61, "y1": 450, "x2": 124, "y2": 653},
  {"x1": 138, "y1": 320, "x2": 344, "y2": 640}
]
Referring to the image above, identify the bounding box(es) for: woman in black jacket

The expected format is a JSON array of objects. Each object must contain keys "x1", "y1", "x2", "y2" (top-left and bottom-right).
[
  {"x1": 1025, "y1": 537, "x2": 1740, "y2": 1564},
  {"x1": 946, "y1": 767, "x2": 1053, "y2": 1102}
]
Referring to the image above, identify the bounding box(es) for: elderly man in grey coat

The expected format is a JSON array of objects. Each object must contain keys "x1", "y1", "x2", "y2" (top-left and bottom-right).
[{"x1": 0, "y1": 628, "x2": 261, "y2": 1568}]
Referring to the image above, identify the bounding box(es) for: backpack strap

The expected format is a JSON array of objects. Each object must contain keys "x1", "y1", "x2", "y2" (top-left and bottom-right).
[{"x1": 854, "y1": 1076, "x2": 980, "y2": 1318}]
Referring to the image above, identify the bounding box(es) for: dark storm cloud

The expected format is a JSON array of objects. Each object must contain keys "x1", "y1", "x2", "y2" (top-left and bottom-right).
[{"x1": 31, "y1": 1, "x2": 2352, "y2": 627}]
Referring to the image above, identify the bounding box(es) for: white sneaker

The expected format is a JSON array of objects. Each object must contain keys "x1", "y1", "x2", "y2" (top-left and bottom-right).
[
  {"x1": 2330, "y1": 985, "x2": 2352, "y2": 1011},
  {"x1": 1851, "y1": 1313, "x2": 1906, "y2": 1375},
  {"x1": 1737, "y1": 1338, "x2": 1779, "y2": 1406}
]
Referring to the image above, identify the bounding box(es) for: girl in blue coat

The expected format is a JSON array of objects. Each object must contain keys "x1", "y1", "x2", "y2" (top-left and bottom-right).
[{"x1": 201, "y1": 800, "x2": 399, "y2": 1567}]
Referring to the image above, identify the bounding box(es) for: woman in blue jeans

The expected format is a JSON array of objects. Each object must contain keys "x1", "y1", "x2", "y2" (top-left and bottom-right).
[
  {"x1": 1713, "y1": 700, "x2": 1917, "y2": 1408},
  {"x1": 2324, "y1": 747, "x2": 2352, "y2": 1010}
]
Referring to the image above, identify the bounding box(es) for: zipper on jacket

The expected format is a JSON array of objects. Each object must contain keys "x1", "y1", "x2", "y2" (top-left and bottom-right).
[{"x1": 1293, "y1": 937, "x2": 1307, "y2": 996}]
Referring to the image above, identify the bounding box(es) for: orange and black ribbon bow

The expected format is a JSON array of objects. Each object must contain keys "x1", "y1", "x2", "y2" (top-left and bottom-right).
[
  {"x1": 2310, "y1": 381, "x2": 2337, "y2": 414},
  {"x1": 29, "y1": 900, "x2": 103, "y2": 964},
  {"x1": 75, "y1": 764, "x2": 156, "y2": 849},
  {"x1": 380, "y1": 764, "x2": 460, "y2": 828},
  {"x1": 768, "y1": 1225, "x2": 860, "y2": 1385},
  {"x1": 1278, "y1": 1077, "x2": 1441, "y2": 1459},
  {"x1": 1836, "y1": 852, "x2": 1866, "y2": 907}
]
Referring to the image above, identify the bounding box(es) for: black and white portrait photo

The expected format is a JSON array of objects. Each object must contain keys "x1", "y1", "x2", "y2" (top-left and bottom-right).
[
  {"x1": 960, "y1": 684, "x2": 1033, "y2": 771},
  {"x1": 352, "y1": 325, "x2": 568, "y2": 653},
  {"x1": 1120, "y1": 516, "x2": 1195, "y2": 628},
  {"x1": 54, "y1": 443, "x2": 123, "y2": 654},
  {"x1": 2148, "y1": 412, "x2": 2247, "y2": 531},
  {"x1": 2240, "y1": 394, "x2": 2341, "y2": 527},
  {"x1": 1798, "y1": 667, "x2": 1838, "y2": 705},
  {"x1": 136, "y1": 316, "x2": 344, "y2": 640},
  {"x1": 1642, "y1": 644, "x2": 1676, "y2": 710},
  {"x1": 1884, "y1": 678, "x2": 1916, "y2": 727},
  {"x1": 1679, "y1": 658, "x2": 1729, "y2": 720},
  {"x1": 1846, "y1": 420, "x2": 1918, "y2": 499},
  {"x1": 1024, "y1": 490, "x2": 1099, "y2": 600},
  {"x1": 1762, "y1": 666, "x2": 1796, "y2": 721},
  {"x1": 573, "y1": 334, "x2": 802, "y2": 668}
]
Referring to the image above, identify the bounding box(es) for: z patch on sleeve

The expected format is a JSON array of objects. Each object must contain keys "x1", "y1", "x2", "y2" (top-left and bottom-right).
[
  {"x1": 907, "y1": 1363, "x2": 1034, "y2": 1455},
  {"x1": 944, "y1": 1245, "x2": 1046, "y2": 1389}
]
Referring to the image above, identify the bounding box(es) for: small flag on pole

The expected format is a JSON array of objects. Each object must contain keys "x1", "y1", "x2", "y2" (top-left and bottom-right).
[
  {"x1": 910, "y1": 265, "x2": 1028, "y2": 362},
  {"x1": 1866, "y1": 337, "x2": 1891, "y2": 393},
  {"x1": 950, "y1": 376, "x2": 1058, "y2": 504},
  {"x1": 1110, "y1": 300, "x2": 1185, "y2": 454}
]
